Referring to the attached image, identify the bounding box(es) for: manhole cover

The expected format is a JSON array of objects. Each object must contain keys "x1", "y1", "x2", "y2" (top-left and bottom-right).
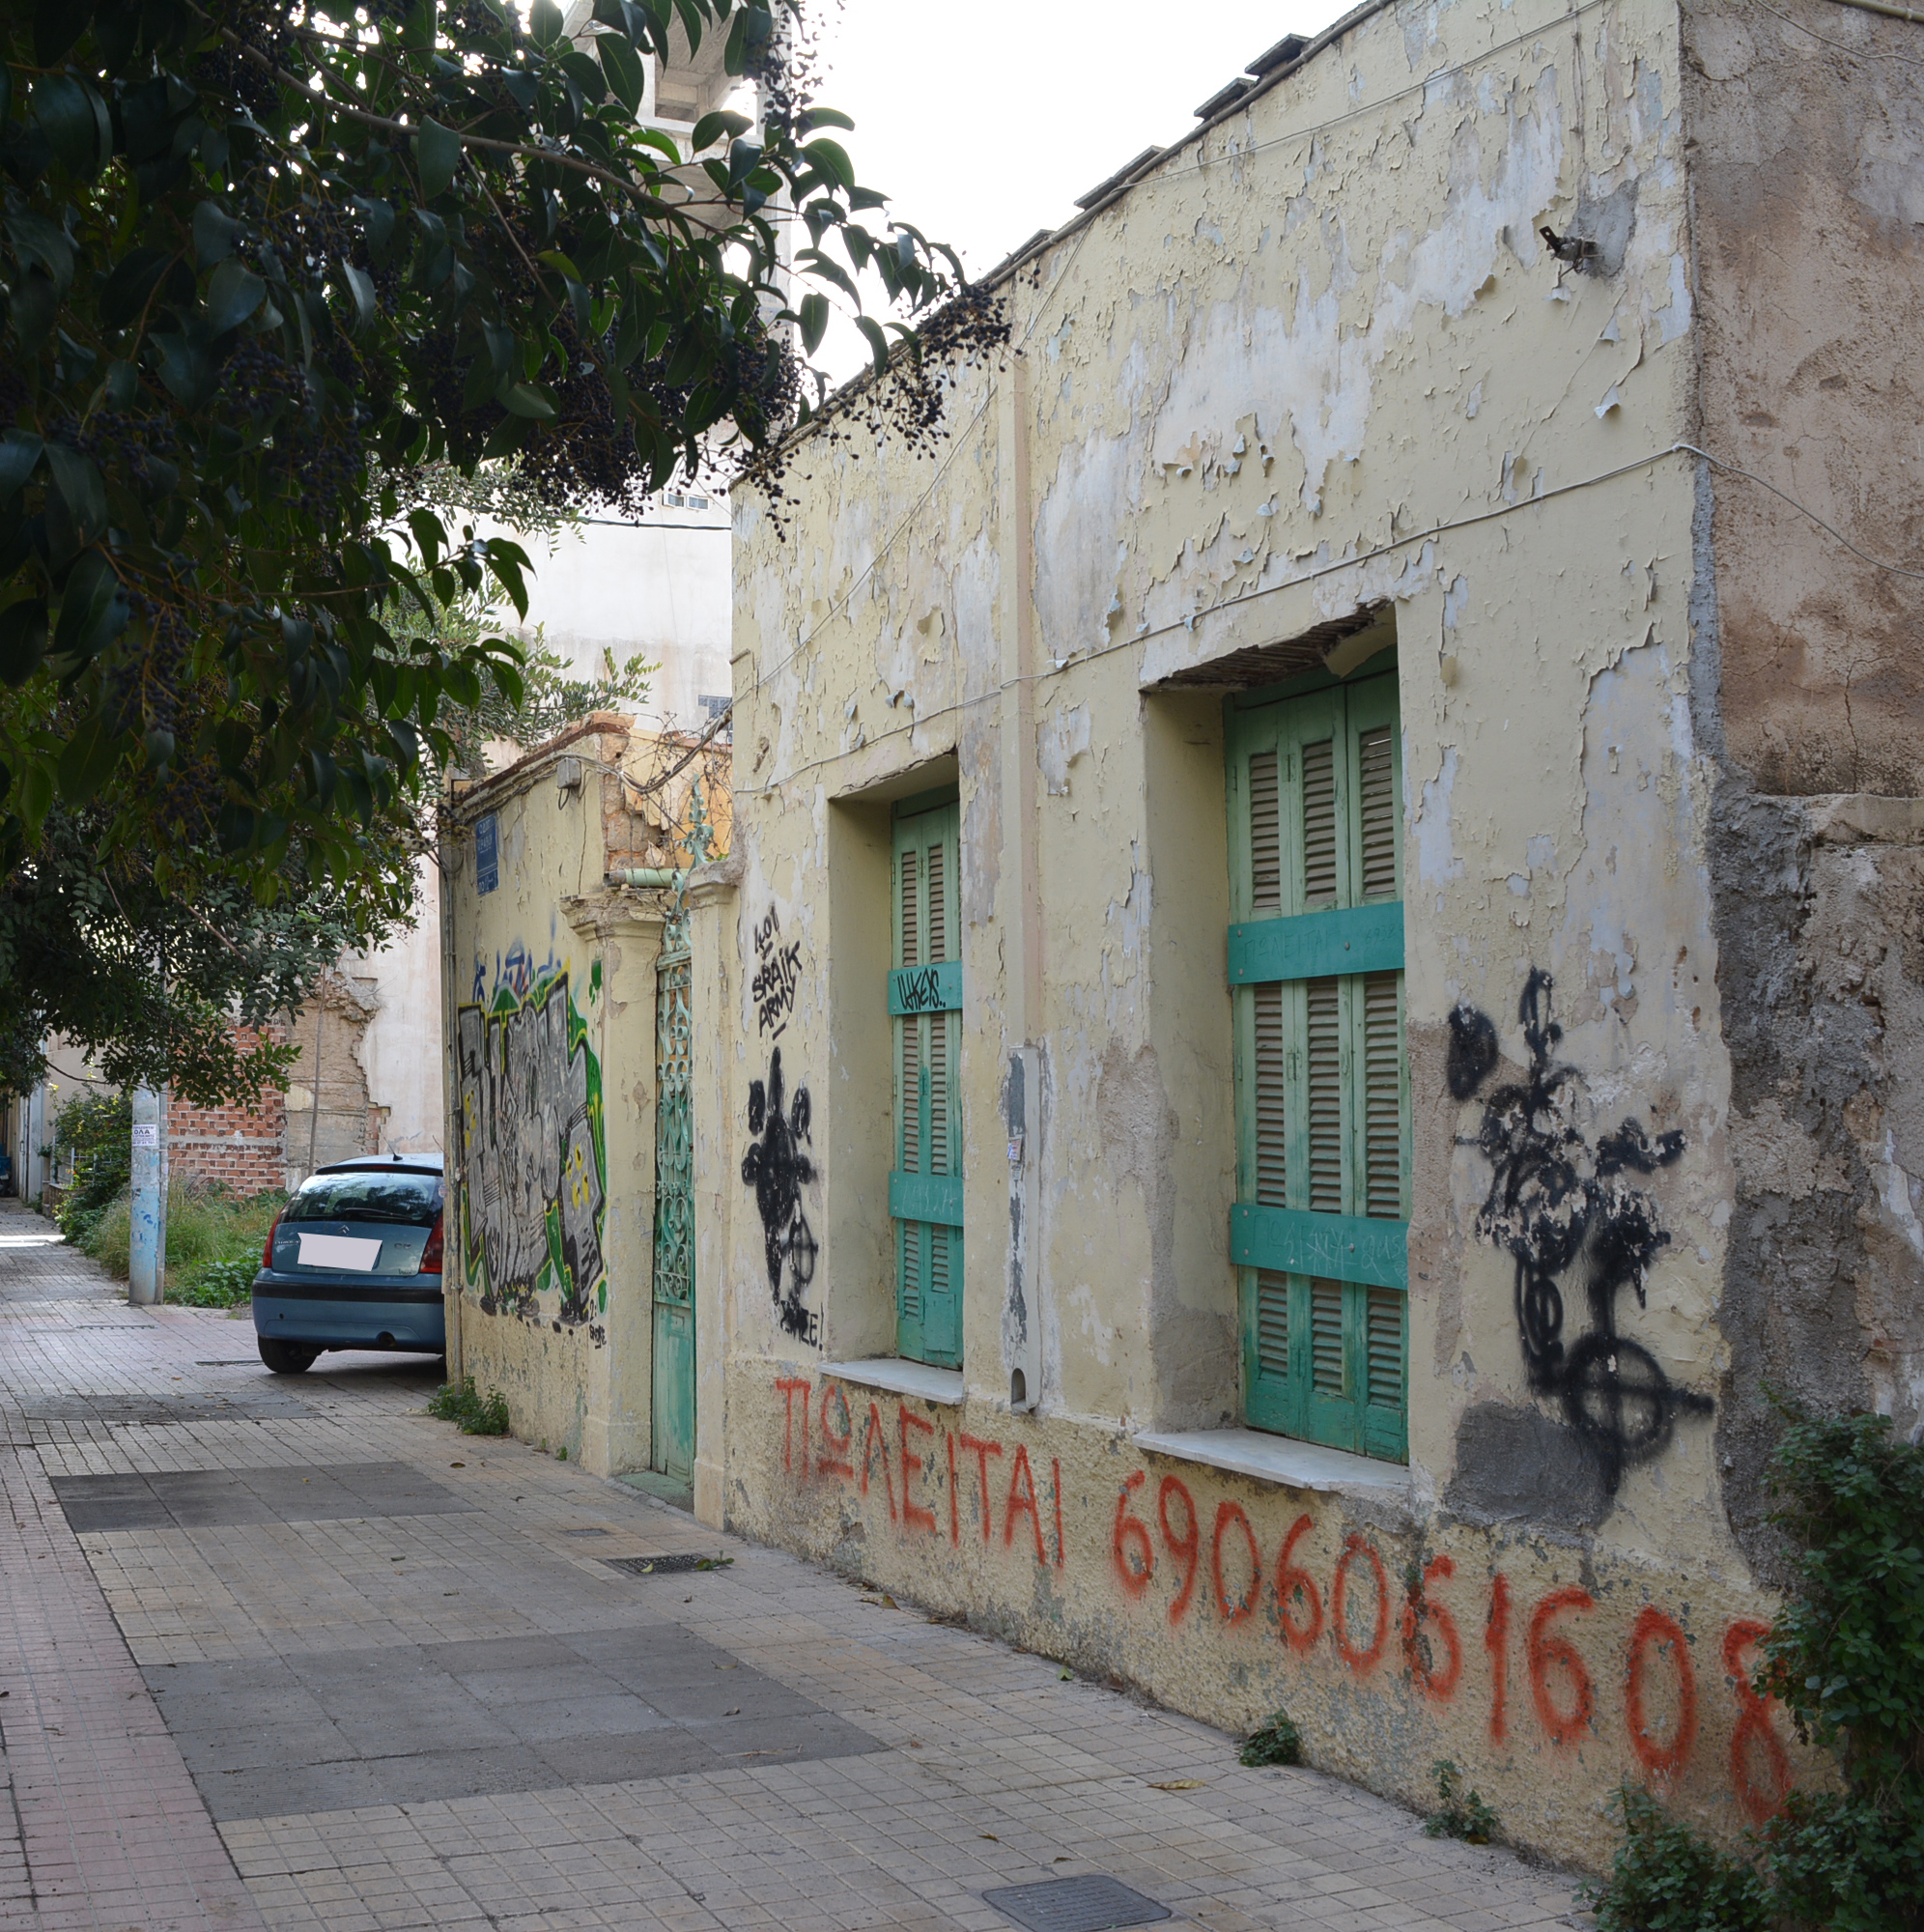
[
  {"x1": 982, "y1": 1876, "x2": 1171, "y2": 1932},
  {"x1": 602, "y1": 1553, "x2": 732, "y2": 1577}
]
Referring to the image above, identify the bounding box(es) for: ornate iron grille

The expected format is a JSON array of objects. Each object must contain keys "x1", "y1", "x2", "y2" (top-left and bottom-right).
[{"x1": 651, "y1": 947, "x2": 694, "y2": 1310}]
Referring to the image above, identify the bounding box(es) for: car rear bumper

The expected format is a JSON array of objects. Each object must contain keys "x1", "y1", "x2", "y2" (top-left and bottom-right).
[{"x1": 252, "y1": 1276, "x2": 445, "y2": 1353}]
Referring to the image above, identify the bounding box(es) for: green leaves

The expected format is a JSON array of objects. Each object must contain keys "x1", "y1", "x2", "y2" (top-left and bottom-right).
[
  {"x1": 50, "y1": 550, "x2": 128, "y2": 668},
  {"x1": 797, "y1": 292, "x2": 829, "y2": 356},
  {"x1": 0, "y1": 599, "x2": 49, "y2": 686},
  {"x1": 341, "y1": 262, "x2": 378, "y2": 332},
  {"x1": 855, "y1": 314, "x2": 892, "y2": 376},
  {"x1": 43, "y1": 444, "x2": 107, "y2": 558},
  {"x1": 0, "y1": 433, "x2": 44, "y2": 501},
  {"x1": 415, "y1": 119, "x2": 463, "y2": 202},
  {"x1": 193, "y1": 200, "x2": 244, "y2": 269},
  {"x1": 0, "y1": 0, "x2": 965, "y2": 1062},
  {"x1": 598, "y1": 33, "x2": 644, "y2": 115},
  {"x1": 29, "y1": 73, "x2": 111, "y2": 178},
  {"x1": 206, "y1": 259, "x2": 266, "y2": 334}
]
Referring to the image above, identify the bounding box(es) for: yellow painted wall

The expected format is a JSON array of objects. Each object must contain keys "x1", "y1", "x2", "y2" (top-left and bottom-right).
[
  {"x1": 709, "y1": 0, "x2": 1847, "y2": 1870},
  {"x1": 442, "y1": 726, "x2": 667, "y2": 1474}
]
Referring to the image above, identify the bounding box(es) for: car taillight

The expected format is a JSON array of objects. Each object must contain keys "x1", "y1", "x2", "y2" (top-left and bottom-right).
[
  {"x1": 262, "y1": 1209, "x2": 284, "y2": 1269},
  {"x1": 418, "y1": 1212, "x2": 443, "y2": 1274}
]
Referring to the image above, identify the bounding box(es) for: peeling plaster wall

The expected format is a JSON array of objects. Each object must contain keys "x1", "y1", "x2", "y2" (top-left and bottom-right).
[
  {"x1": 712, "y1": 0, "x2": 1881, "y2": 1870},
  {"x1": 442, "y1": 729, "x2": 665, "y2": 1477},
  {"x1": 1681, "y1": 0, "x2": 1924, "y2": 1585},
  {"x1": 1684, "y1": 0, "x2": 1924, "y2": 797}
]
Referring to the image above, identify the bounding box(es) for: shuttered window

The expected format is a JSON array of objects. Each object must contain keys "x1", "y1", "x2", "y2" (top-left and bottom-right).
[
  {"x1": 891, "y1": 795, "x2": 963, "y2": 1368},
  {"x1": 1226, "y1": 671, "x2": 1409, "y2": 1462}
]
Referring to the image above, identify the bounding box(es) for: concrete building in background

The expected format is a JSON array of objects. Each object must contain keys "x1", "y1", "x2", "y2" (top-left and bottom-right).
[
  {"x1": 439, "y1": 0, "x2": 1923, "y2": 1876},
  {"x1": 441, "y1": 717, "x2": 733, "y2": 1476},
  {"x1": 488, "y1": 490, "x2": 734, "y2": 739},
  {"x1": 471, "y1": 2, "x2": 740, "y2": 741}
]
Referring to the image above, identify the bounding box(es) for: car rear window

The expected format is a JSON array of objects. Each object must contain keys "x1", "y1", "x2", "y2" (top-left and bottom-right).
[{"x1": 283, "y1": 1172, "x2": 443, "y2": 1227}]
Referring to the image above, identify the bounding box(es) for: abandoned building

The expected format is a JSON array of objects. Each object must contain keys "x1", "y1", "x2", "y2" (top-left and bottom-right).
[{"x1": 439, "y1": 0, "x2": 1924, "y2": 1870}]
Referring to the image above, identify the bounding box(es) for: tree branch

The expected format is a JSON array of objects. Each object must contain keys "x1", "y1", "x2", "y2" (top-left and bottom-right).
[{"x1": 198, "y1": 12, "x2": 743, "y2": 242}]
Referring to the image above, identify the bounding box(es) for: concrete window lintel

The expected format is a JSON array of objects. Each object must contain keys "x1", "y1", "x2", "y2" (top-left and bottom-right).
[
  {"x1": 822, "y1": 1358, "x2": 965, "y2": 1407},
  {"x1": 1133, "y1": 1427, "x2": 1411, "y2": 1499}
]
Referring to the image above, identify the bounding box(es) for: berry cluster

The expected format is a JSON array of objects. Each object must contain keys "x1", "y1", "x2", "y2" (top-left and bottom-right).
[{"x1": 71, "y1": 410, "x2": 178, "y2": 497}]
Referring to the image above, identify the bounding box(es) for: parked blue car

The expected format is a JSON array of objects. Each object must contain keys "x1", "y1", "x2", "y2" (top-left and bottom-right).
[{"x1": 252, "y1": 1154, "x2": 446, "y2": 1374}]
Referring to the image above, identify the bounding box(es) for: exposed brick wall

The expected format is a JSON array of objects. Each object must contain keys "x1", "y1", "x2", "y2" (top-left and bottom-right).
[{"x1": 166, "y1": 1025, "x2": 289, "y2": 1195}]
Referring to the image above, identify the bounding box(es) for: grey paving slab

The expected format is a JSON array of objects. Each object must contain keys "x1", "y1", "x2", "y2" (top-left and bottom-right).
[
  {"x1": 52, "y1": 1459, "x2": 472, "y2": 1531},
  {"x1": 0, "y1": 1200, "x2": 1590, "y2": 1932}
]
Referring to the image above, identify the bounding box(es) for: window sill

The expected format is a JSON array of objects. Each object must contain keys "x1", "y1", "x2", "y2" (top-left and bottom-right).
[
  {"x1": 1133, "y1": 1427, "x2": 1410, "y2": 1498},
  {"x1": 822, "y1": 1358, "x2": 965, "y2": 1407}
]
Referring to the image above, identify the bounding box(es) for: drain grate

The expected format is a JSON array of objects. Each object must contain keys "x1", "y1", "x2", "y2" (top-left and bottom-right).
[
  {"x1": 602, "y1": 1552, "x2": 732, "y2": 1577},
  {"x1": 561, "y1": 1527, "x2": 611, "y2": 1538},
  {"x1": 982, "y1": 1876, "x2": 1171, "y2": 1932}
]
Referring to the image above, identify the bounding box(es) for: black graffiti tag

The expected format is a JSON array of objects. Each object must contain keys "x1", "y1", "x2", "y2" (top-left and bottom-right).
[
  {"x1": 751, "y1": 905, "x2": 803, "y2": 1039},
  {"x1": 891, "y1": 966, "x2": 947, "y2": 1014},
  {"x1": 740, "y1": 1046, "x2": 820, "y2": 1345},
  {"x1": 1456, "y1": 969, "x2": 1711, "y2": 1492}
]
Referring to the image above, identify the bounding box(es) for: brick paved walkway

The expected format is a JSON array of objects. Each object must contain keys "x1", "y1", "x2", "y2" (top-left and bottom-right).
[{"x1": 0, "y1": 1200, "x2": 1588, "y2": 1931}]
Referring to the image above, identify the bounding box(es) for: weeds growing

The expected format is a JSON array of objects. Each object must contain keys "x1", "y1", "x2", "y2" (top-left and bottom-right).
[
  {"x1": 1423, "y1": 1759, "x2": 1500, "y2": 1845},
  {"x1": 169, "y1": 1258, "x2": 263, "y2": 1308},
  {"x1": 428, "y1": 1377, "x2": 511, "y2": 1435},
  {"x1": 1238, "y1": 1711, "x2": 1302, "y2": 1768},
  {"x1": 79, "y1": 1180, "x2": 281, "y2": 1293}
]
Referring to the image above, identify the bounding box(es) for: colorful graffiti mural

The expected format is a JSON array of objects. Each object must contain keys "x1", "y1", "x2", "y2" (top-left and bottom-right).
[
  {"x1": 454, "y1": 965, "x2": 608, "y2": 1323},
  {"x1": 764, "y1": 1368, "x2": 1798, "y2": 1832}
]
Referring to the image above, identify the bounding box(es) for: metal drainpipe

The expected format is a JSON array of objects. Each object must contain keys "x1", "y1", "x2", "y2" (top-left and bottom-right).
[{"x1": 609, "y1": 868, "x2": 684, "y2": 890}]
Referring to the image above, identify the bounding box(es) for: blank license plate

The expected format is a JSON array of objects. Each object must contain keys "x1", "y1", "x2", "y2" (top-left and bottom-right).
[{"x1": 297, "y1": 1234, "x2": 384, "y2": 1272}]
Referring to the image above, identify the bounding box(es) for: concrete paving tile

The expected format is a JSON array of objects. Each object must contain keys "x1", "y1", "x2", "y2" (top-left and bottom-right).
[{"x1": 0, "y1": 1213, "x2": 1592, "y2": 1932}]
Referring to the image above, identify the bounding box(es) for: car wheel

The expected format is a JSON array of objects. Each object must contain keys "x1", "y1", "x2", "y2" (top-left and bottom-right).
[{"x1": 258, "y1": 1337, "x2": 319, "y2": 1375}]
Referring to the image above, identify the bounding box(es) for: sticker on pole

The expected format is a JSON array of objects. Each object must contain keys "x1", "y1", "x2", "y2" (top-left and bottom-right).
[{"x1": 132, "y1": 1124, "x2": 158, "y2": 1148}]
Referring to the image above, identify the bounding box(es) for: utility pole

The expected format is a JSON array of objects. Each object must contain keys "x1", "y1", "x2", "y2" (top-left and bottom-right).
[{"x1": 128, "y1": 1085, "x2": 164, "y2": 1305}]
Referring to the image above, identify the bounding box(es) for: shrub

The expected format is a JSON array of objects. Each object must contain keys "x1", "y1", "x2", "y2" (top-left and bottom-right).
[
  {"x1": 1424, "y1": 1759, "x2": 1499, "y2": 1844},
  {"x1": 1583, "y1": 1405, "x2": 1924, "y2": 1932},
  {"x1": 77, "y1": 1179, "x2": 282, "y2": 1293},
  {"x1": 1239, "y1": 1710, "x2": 1302, "y2": 1768},
  {"x1": 1756, "y1": 1406, "x2": 1924, "y2": 1932},
  {"x1": 1582, "y1": 1784, "x2": 1772, "y2": 1932},
  {"x1": 171, "y1": 1258, "x2": 261, "y2": 1309},
  {"x1": 428, "y1": 1377, "x2": 511, "y2": 1435},
  {"x1": 53, "y1": 1090, "x2": 131, "y2": 1248}
]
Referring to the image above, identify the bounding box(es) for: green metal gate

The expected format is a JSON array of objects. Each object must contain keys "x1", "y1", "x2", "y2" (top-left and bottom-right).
[{"x1": 650, "y1": 933, "x2": 695, "y2": 1483}]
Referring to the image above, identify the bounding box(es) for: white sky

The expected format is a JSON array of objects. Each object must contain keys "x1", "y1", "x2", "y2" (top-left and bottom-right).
[{"x1": 809, "y1": 0, "x2": 1339, "y2": 377}]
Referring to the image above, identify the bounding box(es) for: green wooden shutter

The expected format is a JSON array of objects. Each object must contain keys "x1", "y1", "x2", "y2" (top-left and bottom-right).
[
  {"x1": 891, "y1": 797, "x2": 962, "y2": 1368},
  {"x1": 1228, "y1": 670, "x2": 1409, "y2": 1461}
]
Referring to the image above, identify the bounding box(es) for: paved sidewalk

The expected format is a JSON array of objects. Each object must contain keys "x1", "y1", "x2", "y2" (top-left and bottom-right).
[{"x1": 0, "y1": 1201, "x2": 1587, "y2": 1932}]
